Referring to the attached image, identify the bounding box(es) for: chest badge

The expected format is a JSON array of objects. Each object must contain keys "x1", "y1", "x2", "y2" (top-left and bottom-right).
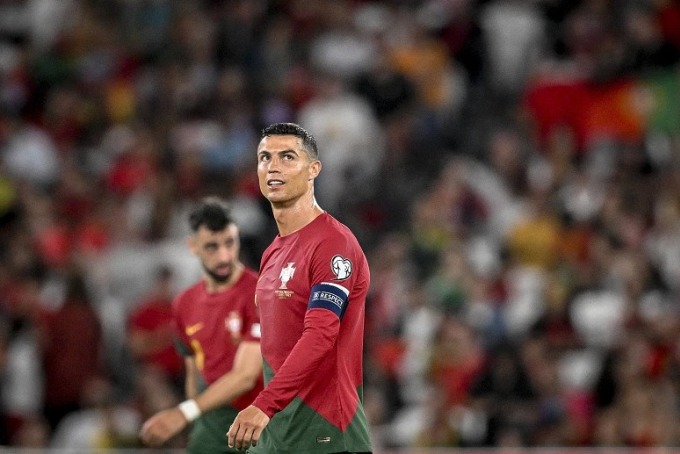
[
  {"x1": 279, "y1": 262, "x2": 296, "y2": 289},
  {"x1": 225, "y1": 311, "x2": 242, "y2": 343},
  {"x1": 276, "y1": 262, "x2": 295, "y2": 298}
]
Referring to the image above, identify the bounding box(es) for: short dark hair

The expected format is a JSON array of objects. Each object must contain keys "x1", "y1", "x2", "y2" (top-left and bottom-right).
[
  {"x1": 188, "y1": 196, "x2": 235, "y2": 232},
  {"x1": 261, "y1": 122, "x2": 319, "y2": 160}
]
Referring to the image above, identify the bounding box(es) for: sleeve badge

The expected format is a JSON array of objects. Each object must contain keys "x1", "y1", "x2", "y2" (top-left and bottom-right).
[{"x1": 331, "y1": 255, "x2": 352, "y2": 280}]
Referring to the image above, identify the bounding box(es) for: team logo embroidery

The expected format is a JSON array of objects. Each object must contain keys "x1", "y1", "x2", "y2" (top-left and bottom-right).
[
  {"x1": 276, "y1": 262, "x2": 296, "y2": 298},
  {"x1": 279, "y1": 262, "x2": 296, "y2": 288},
  {"x1": 185, "y1": 322, "x2": 204, "y2": 336},
  {"x1": 225, "y1": 311, "x2": 242, "y2": 342},
  {"x1": 331, "y1": 255, "x2": 352, "y2": 280}
]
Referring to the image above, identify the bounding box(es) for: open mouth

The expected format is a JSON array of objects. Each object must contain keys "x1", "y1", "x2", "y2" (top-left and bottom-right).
[
  {"x1": 215, "y1": 264, "x2": 231, "y2": 275},
  {"x1": 267, "y1": 179, "x2": 284, "y2": 187}
]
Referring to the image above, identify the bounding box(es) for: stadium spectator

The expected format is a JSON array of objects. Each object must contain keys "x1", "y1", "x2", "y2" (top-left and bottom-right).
[
  {"x1": 126, "y1": 265, "x2": 184, "y2": 392},
  {"x1": 39, "y1": 271, "x2": 104, "y2": 433},
  {"x1": 1, "y1": 0, "x2": 680, "y2": 450}
]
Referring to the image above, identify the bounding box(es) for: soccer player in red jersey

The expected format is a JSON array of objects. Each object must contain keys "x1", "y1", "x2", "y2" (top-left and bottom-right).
[
  {"x1": 140, "y1": 197, "x2": 264, "y2": 453},
  {"x1": 227, "y1": 123, "x2": 372, "y2": 454}
]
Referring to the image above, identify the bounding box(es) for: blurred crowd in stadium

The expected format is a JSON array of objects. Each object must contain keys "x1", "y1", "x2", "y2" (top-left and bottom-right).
[{"x1": 1, "y1": 0, "x2": 680, "y2": 450}]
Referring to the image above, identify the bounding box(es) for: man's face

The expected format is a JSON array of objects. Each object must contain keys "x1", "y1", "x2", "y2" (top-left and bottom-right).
[
  {"x1": 256, "y1": 134, "x2": 320, "y2": 206},
  {"x1": 189, "y1": 223, "x2": 240, "y2": 285}
]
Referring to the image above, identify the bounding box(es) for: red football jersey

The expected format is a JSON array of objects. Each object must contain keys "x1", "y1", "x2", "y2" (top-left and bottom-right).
[
  {"x1": 252, "y1": 212, "x2": 372, "y2": 453},
  {"x1": 173, "y1": 267, "x2": 263, "y2": 410}
]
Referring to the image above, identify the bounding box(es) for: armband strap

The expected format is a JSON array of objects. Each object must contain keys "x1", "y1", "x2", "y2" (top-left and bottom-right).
[
  {"x1": 309, "y1": 282, "x2": 349, "y2": 319},
  {"x1": 178, "y1": 399, "x2": 202, "y2": 422}
]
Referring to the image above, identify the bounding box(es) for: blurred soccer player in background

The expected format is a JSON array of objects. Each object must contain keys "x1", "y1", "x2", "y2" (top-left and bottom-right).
[{"x1": 141, "y1": 197, "x2": 263, "y2": 453}]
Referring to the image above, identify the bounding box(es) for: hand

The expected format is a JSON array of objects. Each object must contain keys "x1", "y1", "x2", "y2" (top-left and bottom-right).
[
  {"x1": 227, "y1": 405, "x2": 270, "y2": 450},
  {"x1": 139, "y1": 407, "x2": 188, "y2": 447}
]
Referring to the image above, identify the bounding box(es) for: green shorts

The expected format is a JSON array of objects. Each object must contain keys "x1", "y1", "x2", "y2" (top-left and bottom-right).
[{"x1": 188, "y1": 406, "x2": 244, "y2": 454}]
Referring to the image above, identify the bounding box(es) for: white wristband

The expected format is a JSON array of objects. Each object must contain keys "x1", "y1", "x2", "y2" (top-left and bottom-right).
[{"x1": 178, "y1": 399, "x2": 202, "y2": 422}]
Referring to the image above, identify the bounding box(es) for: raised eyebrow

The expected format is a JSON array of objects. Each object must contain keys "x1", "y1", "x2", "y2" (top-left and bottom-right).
[{"x1": 258, "y1": 148, "x2": 299, "y2": 157}]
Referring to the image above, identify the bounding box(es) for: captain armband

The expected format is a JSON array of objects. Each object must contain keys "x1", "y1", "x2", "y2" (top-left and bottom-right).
[{"x1": 308, "y1": 282, "x2": 349, "y2": 319}]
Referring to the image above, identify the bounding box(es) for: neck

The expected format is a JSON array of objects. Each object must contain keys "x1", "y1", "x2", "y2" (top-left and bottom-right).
[{"x1": 272, "y1": 195, "x2": 324, "y2": 236}]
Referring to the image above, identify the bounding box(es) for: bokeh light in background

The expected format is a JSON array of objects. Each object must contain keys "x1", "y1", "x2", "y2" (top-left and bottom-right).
[{"x1": 1, "y1": 0, "x2": 680, "y2": 451}]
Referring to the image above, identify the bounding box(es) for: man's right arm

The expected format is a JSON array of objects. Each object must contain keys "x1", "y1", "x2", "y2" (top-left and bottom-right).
[
  {"x1": 184, "y1": 357, "x2": 198, "y2": 399},
  {"x1": 192, "y1": 341, "x2": 262, "y2": 413},
  {"x1": 140, "y1": 342, "x2": 262, "y2": 447},
  {"x1": 140, "y1": 354, "x2": 197, "y2": 447}
]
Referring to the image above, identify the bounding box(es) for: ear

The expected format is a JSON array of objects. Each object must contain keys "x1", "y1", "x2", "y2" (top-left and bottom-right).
[
  {"x1": 309, "y1": 160, "x2": 321, "y2": 180},
  {"x1": 187, "y1": 235, "x2": 197, "y2": 255}
]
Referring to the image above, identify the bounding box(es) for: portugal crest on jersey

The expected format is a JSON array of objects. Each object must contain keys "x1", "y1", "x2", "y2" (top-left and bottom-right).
[
  {"x1": 225, "y1": 311, "x2": 242, "y2": 342},
  {"x1": 279, "y1": 262, "x2": 296, "y2": 289},
  {"x1": 276, "y1": 262, "x2": 296, "y2": 298},
  {"x1": 331, "y1": 255, "x2": 352, "y2": 280}
]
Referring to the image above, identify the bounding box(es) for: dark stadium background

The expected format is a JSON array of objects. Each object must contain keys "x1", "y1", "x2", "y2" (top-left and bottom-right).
[{"x1": 1, "y1": 0, "x2": 680, "y2": 451}]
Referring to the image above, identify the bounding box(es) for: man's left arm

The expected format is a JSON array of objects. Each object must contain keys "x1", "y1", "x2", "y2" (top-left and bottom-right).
[
  {"x1": 250, "y1": 245, "x2": 360, "y2": 417},
  {"x1": 251, "y1": 307, "x2": 341, "y2": 416},
  {"x1": 228, "y1": 309, "x2": 339, "y2": 450}
]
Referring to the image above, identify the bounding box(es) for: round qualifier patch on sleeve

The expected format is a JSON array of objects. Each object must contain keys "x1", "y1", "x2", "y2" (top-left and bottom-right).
[
  {"x1": 308, "y1": 282, "x2": 350, "y2": 319},
  {"x1": 331, "y1": 255, "x2": 352, "y2": 280}
]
